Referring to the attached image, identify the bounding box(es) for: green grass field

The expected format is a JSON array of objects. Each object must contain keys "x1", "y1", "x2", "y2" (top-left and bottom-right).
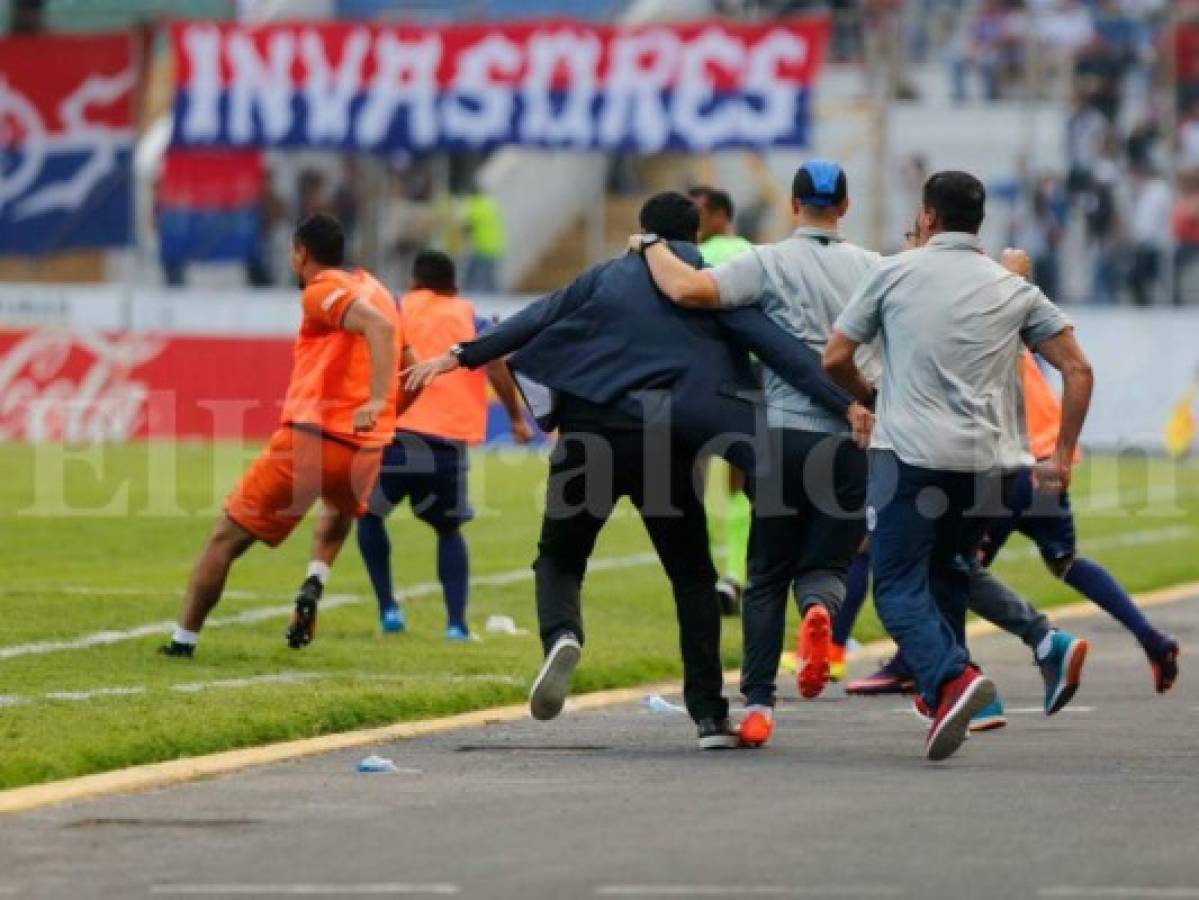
[{"x1": 1, "y1": 441, "x2": 1196, "y2": 790}]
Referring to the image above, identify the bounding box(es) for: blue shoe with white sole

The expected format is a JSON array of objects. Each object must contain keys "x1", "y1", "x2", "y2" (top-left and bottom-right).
[
  {"x1": 1039, "y1": 630, "x2": 1089, "y2": 715},
  {"x1": 969, "y1": 696, "x2": 1007, "y2": 733},
  {"x1": 445, "y1": 625, "x2": 477, "y2": 643},
  {"x1": 913, "y1": 693, "x2": 1007, "y2": 733},
  {"x1": 380, "y1": 605, "x2": 406, "y2": 634}
]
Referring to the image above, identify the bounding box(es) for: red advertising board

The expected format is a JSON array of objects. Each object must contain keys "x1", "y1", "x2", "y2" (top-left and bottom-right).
[
  {"x1": 0, "y1": 330, "x2": 293, "y2": 443},
  {"x1": 1179, "y1": 23, "x2": 1199, "y2": 83}
]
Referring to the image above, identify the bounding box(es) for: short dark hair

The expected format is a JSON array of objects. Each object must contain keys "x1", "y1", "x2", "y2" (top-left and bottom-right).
[
  {"x1": 293, "y1": 213, "x2": 345, "y2": 267},
  {"x1": 412, "y1": 250, "x2": 457, "y2": 294},
  {"x1": 922, "y1": 170, "x2": 986, "y2": 234},
  {"x1": 639, "y1": 191, "x2": 699, "y2": 243},
  {"x1": 688, "y1": 185, "x2": 735, "y2": 220}
]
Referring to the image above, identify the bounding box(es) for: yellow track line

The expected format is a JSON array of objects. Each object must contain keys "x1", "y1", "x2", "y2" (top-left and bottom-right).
[{"x1": 2, "y1": 579, "x2": 1194, "y2": 816}]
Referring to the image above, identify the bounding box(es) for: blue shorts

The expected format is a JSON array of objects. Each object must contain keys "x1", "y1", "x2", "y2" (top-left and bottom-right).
[
  {"x1": 978, "y1": 467, "x2": 1076, "y2": 568},
  {"x1": 367, "y1": 431, "x2": 474, "y2": 531}
]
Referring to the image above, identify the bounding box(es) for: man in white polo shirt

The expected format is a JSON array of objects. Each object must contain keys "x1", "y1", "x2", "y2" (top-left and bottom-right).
[{"x1": 824, "y1": 170, "x2": 1094, "y2": 762}]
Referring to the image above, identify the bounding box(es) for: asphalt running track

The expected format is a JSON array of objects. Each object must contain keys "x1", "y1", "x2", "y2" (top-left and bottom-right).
[{"x1": 1, "y1": 595, "x2": 1196, "y2": 900}]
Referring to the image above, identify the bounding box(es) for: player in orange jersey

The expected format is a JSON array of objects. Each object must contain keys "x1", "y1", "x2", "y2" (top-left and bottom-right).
[
  {"x1": 357, "y1": 251, "x2": 533, "y2": 640},
  {"x1": 159, "y1": 214, "x2": 404, "y2": 657}
]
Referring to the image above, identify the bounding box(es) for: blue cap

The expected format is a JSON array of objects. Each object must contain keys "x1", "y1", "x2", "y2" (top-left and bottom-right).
[{"x1": 792, "y1": 160, "x2": 847, "y2": 208}]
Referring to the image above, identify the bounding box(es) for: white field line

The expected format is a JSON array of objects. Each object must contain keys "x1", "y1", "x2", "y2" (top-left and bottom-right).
[
  {"x1": 0, "y1": 550, "x2": 661, "y2": 663},
  {"x1": 0, "y1": 519, "x2": 1189, "y2": 665},
  {"x1": 151, "y1": 886, "x2": 460, "y2": 897},
  {"x1": 170, "y1": 673, "x2": 323, "y2": 693},
  {"x1": 0, "y1": 672, "x2": 524, "y2": 708}
]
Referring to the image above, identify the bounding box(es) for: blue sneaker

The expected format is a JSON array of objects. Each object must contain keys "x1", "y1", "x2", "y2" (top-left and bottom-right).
[
  {"x1": 380, "y1": 605, "x2": 406, "y2": 634},
  {"x1": 1039, "y1": 630, "x2": 1089, "y2": 715},
  {"x1": 445, "y1": 625, "x2": 476, "y2": 643},
  {"x1": 969, "y1": 696, "x2": 1007, "y2": 733},
  {"x1": 913, "y1": 692, "x2": 1007, "y2": 733}
]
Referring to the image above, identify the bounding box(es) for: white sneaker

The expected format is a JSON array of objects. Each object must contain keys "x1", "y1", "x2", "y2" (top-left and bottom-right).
[{"x1": 529, "y1": 634, "x2": 582, "y2": 721}]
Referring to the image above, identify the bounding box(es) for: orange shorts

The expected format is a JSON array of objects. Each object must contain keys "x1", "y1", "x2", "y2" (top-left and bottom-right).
[{"x1": 225, "y1": 425, "x2": 382, "y2": 547}]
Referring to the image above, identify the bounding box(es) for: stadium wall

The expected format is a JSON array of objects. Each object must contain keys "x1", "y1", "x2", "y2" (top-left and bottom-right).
[{"x1": 0, "y1": 285, "x2": 1195, "y2": 452}]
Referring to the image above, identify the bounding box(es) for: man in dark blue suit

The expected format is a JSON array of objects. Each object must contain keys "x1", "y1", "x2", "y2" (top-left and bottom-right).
[{"x1": 406, "y1": 192, "x2": 871, "y2": 749}]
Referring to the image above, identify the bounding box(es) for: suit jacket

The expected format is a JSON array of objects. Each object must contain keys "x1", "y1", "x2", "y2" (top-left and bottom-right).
[{"x1": 457, "y1": 242, "x2": 853, "y2": 474}]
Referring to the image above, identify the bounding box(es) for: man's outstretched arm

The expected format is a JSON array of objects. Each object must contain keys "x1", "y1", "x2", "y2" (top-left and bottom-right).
[{"x1": 405, "y1": 265, "x2": 602, "y2": 390}]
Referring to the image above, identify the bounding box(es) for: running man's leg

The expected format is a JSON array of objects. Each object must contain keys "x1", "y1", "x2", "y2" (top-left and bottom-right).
[
  {"x1": 791, "y1": 432, "x2": 868, "y2": 697},
  {"x1": 966, "y1": 562, "x2": 1052, "y2": 652},
  {"x1": 739, "y1": 429, "x2": 808, "y2": 710},
  {"x1": 832, "y1": 545, "x2": 871, "y2": 647},
  {"x1": 177, "y1": 514, "x2": 257, "y2": 635},
  {"x1": 357, "y1": 437, "x2": 411, "y2": 617},
  {"x1": 740, "y1": 509, "x2": 801, "y2": 709},
  {"x1": 534, "y1": 430, "x2": 617, "y2": 653},
  {"x1": 435, "y1": 527, "x2": 470, "y2": 633},
  {"x1": 867, "y1": 451, "x2": 969, "y2": 711},
  {"x1": 409, "y1": 436, "x2": 476, "y2": 634},
  {"x1": 635, "y1": 438, "x2": 727, "y2": 725},
  {"x1": 166, "y1": 427, "x2": 311, "y2": 655},
  {"x1": 527, "y1": 429, "x2": 620, "y2": 723},
  {"x1": 1016, "y1": 480, "x2": 1178, "y2": 688}
]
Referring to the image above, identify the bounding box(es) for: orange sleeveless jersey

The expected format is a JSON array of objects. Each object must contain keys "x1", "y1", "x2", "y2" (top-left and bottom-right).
[
  {"x1": 1020, "y1": 351, "x2": 1080, "y2": 462},
  {"x1": 396, "y1": 289, "x2": 489, "y2": 445},
  {"x1": 279, "y1": 268, "x2": 403, "y2": 449}
]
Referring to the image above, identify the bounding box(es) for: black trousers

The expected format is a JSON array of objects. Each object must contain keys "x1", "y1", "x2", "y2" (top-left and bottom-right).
[
  {"x1": 534, "y1": 425, "x2": 727, "y2": 724},
  {"x1": 740, "y1": 428, "x2": 868, "y2": 707}
]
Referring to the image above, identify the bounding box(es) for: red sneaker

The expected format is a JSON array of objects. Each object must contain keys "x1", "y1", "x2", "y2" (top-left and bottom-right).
[
  {"x1": 925, "y1": 666, "x2": 996, "y2": 762},
  {"x1": 797, "y1": 605, "x2": 832, "y2": 699},
  {"x1": 737, "y1": 708, "x2": 775, "y2": 748}
]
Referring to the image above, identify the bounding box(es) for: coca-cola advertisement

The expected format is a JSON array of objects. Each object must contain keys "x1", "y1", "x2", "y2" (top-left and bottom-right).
[{"x1": 0, "y1": 330, "x2": 292, "y2": 443}]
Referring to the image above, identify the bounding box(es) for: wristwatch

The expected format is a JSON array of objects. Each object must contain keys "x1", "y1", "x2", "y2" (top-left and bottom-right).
[{"x1": 638, "y1": 233, "x2": 662, "y2": 252}]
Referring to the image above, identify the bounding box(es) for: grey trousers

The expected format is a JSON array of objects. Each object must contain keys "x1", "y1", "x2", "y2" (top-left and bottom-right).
[{"x1": 967, "y1": 561, "x2": 1052, "y2": 651}]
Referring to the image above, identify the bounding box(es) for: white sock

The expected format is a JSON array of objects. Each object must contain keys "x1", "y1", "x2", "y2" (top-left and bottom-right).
[
  {"x1": 1035, "y1": 631, "x2": 1055, "y2": 661},
  {"x1": 172, "y1": 627, "x2": 199, "y2": 646},
  {"x1": 306, "y1": 560, "x2": 331, "y2": 585},
  {"x1": 745, "y1": 704, "x2": 773, "y2": 719}
]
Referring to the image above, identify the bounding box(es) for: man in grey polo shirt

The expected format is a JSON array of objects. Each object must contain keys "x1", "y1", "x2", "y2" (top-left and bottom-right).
[
  {"x1": 631, "y1": 160, "x2": 877, "y2": 748},
  {"x1": 824, "y1": 170, "x2": 1094, "y2": 761}
]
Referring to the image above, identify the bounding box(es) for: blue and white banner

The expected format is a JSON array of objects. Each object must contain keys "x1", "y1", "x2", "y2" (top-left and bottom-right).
[{"x1": 170, "y1": 19, "x2": 828, "y2": 155}]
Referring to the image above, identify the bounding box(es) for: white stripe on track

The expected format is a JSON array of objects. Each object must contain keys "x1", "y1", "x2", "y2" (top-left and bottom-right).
[
  {"x1": 1040, "y1": 889, "x2": 1199, "y2": 898},
  {"x1": 597, "y1": 887, "x2": 902, "y2": 897},
  {"x1": 151, "y1": 885, "x2": 460, "y2": 896}
]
